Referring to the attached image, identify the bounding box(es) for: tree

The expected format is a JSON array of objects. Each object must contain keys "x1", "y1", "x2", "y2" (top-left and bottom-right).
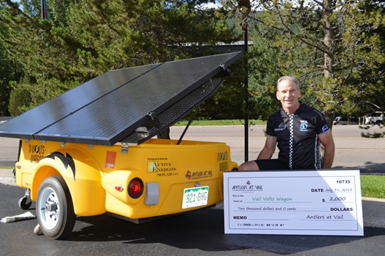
[
  {"x1": 0, "y1": 0, "x2": 240, "y2": 116},
  {"x1": 222, "y1": 0, "x2": 385, "y2": 124},
  {"x1": 0, "y1": 4, "x2": 23, "y2": 116}
]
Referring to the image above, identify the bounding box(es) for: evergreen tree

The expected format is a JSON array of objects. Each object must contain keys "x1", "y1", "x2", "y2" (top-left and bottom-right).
[
  {"x1": 0, "y1": 4, "x2": 23, "y2": 116},
  {"x1": 0, "y1": 0, "x2": 240, "y2": 116}
]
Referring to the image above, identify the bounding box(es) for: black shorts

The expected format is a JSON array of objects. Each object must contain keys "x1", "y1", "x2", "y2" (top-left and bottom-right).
[{"x1": 255, "y1": 159, "x2": 289, "y2": 170}]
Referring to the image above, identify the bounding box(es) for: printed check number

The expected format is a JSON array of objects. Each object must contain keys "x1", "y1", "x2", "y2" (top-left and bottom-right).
[{"x1": 182, "y1": 186, "x2": 209, "y2": 209}]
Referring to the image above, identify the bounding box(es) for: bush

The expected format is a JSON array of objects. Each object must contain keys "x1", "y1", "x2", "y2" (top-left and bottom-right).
[{"x1": 8, "y1": 89, "x2": 31, "y2": 117}]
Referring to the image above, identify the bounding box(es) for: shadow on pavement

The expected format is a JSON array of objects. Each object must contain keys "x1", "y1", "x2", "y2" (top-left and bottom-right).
[
  {"x1": 1, "y1": 184, "x2": 385, "y2": 255},
  {"x1": 66, "y1": 207, "x2": 385, "y2": 254}
]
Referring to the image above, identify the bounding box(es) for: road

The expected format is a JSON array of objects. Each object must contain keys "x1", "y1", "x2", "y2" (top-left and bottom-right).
[
  {"x1": 170, "y1": 124, "x2": 385, "y2": 173},
  {"x1": 1, "y1": 124, "x2": 385, "y2": 256},
  {"x1": 1, "y1": 124, "x2": 385, "y2": 171},
  {"x1": 1, "y1": 183, "x2": 385, "y2": 256}
]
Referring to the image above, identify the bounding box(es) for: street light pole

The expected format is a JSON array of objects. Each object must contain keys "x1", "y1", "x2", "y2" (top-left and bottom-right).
[
  {"x1": 239, "y1": 0, "x2": 251, "y2": 163},
  {"x1": 244, "y1": 26, "x2": 249, "y2": 162}
]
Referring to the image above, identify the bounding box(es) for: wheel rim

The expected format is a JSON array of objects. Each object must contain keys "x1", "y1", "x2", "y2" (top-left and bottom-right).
[{"x1": 38, "y1": 187, "x2": 61, "y2": 230}]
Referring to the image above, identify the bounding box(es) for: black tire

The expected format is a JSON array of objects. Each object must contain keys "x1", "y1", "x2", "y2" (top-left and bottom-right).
[
  {"x1": 18, "y1": 196, "x2": 32, "y2": 210},
  {"x1": 36, "y1": 176, "x2": 76, "y2": 240}
]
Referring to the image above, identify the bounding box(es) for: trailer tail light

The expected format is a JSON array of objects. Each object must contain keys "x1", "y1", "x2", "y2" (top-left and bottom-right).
[{"x1": 128, "y1": 178, "x2": 144, "y2": 198}]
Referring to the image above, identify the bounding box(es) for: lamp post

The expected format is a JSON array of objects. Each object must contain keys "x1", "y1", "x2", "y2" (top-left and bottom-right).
[{"x1": 239, "y1": 0, "x2": 251, "y2": 162}]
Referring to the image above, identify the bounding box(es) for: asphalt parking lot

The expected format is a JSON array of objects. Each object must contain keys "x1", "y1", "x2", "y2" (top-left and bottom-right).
[{"x1": 1, "y1": 124, "x2": 385, "y2": 255}]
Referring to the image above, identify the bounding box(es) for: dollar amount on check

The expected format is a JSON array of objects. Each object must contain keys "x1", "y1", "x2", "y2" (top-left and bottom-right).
[{"x1": 223, "y1": 170, "x2": 363, "y2": 236}]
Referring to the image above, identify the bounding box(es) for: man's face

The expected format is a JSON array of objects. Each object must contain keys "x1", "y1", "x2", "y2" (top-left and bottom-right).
[{"x1": 276, "y1": 79, "x2": 301, "y2": 114}]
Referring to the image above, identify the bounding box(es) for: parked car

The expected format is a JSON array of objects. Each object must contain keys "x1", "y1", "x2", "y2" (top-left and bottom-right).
[
  {"x1": 365, "y1": 111, "x2": 384, "y2": 124},
  {"x1": 333, "y1": 116, "x2": 348, "y2": 125}
]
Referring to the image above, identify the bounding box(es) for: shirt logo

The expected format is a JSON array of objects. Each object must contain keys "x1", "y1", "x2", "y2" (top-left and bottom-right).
[
  {"x1": 322, "y1": 124, "x2": 329, "y2": 132},
  {"x1": 300, "y1": 120, "x2": 308, "y2": 131},
  {"x1": 274, "y1": 122, "x2": 287, "y2": 131}
]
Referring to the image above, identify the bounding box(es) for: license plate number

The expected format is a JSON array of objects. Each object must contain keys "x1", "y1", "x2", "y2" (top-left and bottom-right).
[{"x1": 182, "y1": 186, "x2": 209, "y2": 209}]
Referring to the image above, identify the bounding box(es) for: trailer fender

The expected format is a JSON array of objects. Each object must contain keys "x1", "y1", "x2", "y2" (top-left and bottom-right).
[{"x1": 31, "y1": 150, "x2": 106, "y2": 216}]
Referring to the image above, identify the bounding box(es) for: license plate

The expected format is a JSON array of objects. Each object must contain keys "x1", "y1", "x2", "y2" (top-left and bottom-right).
[{"x1": 182, "y1": 186, "x2": 209, "y2": 209}]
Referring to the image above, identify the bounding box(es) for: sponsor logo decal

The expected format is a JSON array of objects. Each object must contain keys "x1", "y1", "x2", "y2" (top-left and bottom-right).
[
  {"x1": 185, "y1": 170, "x2": 213, "y2": 180},
  {"x1": 148, "y1": 161, "x2": 158, "y2": 173},
  {"x1": 217, "y1": 151, "x2": 228, "y2": 161},
  {"x1": 322, "y1": 124, "x2": 329, "y2": 132},
  {"x1": 29, "y1": 144, "x2": 46, "y2": 162},
  {"x1": 186, "y1": 170, "x2": 191, "y2": 180},
  {"x1": 232, "y1": 180, "x2": 263, "y2": 191},
  {"x1": 147, "y1": 158, "x2": 178, "y2": 176},
  {"x1": 274, "y1": 122, "x2": 286, "y2": 131},
  {"x1": 300, "y1": 120, "x2": 308, "y2": 131},
  {"x1": 219, "y1": 162, "x2": 228, "y2": 171},
  {"x1": 105, "y1": 151, "x2": 117, "y2": 169}
]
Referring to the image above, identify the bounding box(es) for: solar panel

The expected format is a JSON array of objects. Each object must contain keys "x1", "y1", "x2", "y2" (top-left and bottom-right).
[{"x1": 0, "y1": 51, "x2": 242, "y2": 145}]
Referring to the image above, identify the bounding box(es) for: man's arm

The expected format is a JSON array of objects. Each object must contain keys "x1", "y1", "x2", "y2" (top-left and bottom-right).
[
  {"x1": 257, "y1": 136, "x2": 277, "y2": 160},
  {"x1": 319, "y1": 130, "x2": 335, "y2": 169}
]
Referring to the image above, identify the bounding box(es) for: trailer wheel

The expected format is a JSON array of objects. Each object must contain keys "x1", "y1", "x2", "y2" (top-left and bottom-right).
[
  {"x1": 18, "y1": 195, "x2": 32, "y2": 210},
  {"x1": 36, "y1": 176, "x2": 76, "y2": 240}
]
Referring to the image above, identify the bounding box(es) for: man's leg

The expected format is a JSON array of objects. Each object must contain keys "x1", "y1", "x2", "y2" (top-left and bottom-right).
[
  {"x1": 237, "y1": 159, "x2": 288, "y2": 171},
  {"x1": 238, "y1": 161, "x2": 260, "y2": 171}
]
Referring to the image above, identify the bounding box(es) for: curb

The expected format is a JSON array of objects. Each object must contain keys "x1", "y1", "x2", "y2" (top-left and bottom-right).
[{"x1": 0, "y1": 177, "x2": 16, "y2": 186}]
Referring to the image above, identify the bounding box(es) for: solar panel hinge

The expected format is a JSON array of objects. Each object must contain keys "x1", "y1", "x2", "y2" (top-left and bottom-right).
[
  {"x1": 212, "y1": 64, "x2": 230, "y2": 78},
  {"x1": 147, "y1": 111, "x2": 157, "y2": 120},
  {"x1": 121, "y1": 142, "x2": 129, "y2": 154},
  {"x1": 146, "y1": 111, "x2": 160, "y2": 128}
]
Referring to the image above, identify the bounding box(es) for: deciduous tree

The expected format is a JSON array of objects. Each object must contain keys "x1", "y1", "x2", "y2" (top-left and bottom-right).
[{"x1": 222, "y1": 0, "x2": 385, "y2": 124}]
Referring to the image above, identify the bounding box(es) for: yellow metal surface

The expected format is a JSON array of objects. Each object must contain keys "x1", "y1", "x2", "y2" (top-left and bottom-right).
[{"x1": 15, "y1": 138, "x2": 238, "y2": 219}]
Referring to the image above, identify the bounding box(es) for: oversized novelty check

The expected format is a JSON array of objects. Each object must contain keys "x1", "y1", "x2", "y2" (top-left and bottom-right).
[{"x1": 223, "y1": 170, "x2": 363, "y2": 236}]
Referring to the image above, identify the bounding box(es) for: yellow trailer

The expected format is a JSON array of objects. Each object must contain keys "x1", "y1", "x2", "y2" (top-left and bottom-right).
[{"x1": 0, "y1": 52, "x2": 242, "y2": 239}]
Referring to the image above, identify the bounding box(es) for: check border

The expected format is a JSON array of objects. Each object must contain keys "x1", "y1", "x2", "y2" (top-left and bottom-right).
[{"x1": 223, "y1": 169, "x2": 364, "y2": 236}]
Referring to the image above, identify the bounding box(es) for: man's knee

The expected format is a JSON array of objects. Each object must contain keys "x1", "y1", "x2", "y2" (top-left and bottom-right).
[{"x1": 238, "y1": 161, "x2": 260, "y2": 171}]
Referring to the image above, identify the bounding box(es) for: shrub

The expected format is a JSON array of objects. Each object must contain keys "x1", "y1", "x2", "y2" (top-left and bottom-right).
[{"x1": 8, "y1": 88, "x2": 31, "y2": 117}]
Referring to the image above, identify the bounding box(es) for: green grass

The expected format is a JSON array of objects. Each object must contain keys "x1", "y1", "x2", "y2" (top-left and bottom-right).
[
  {"x1": 0, "y1": 166, "x2": 13, "y2": 169},
  {"x1": 174, "y1": 119, "x2": 266, "y2": 126},
  {"x1": 361, "y1": 175, "x2": 385, "y2": 199}
]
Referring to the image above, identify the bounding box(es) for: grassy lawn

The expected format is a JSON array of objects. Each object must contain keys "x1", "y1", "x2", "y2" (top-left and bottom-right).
[{"x1": 361, "y1": 175, "x2": 385, "y2": 199}]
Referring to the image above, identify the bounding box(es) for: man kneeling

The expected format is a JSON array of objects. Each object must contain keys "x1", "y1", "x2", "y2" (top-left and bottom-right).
[{"x1": 239, "y1": 76, "x2": 335, "y2": 171}]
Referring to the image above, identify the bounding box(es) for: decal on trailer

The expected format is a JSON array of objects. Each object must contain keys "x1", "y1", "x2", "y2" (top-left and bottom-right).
[{"x1": 105, "y1": 151, "x2": 117, "y2": 169}]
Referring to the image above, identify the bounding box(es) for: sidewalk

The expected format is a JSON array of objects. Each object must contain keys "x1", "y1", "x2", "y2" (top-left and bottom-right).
[{"x1": 0, "y1": 168, "x2": 16, "y2": 186}]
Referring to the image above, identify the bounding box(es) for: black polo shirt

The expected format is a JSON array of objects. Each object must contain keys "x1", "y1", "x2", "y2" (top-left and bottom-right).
[{"x1": 266, "y1": 103, "x2": 330, "y2": 169}]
